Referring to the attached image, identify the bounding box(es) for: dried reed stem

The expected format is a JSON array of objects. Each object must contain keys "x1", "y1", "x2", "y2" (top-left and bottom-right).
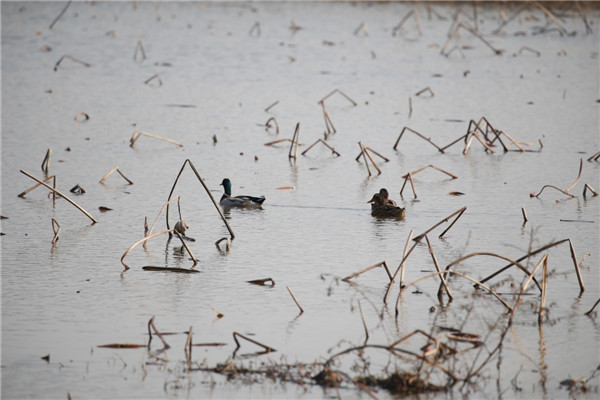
[
  {"x1": 393, "y1": 126, "x2": 445, "y2": 153},
  {"x1": 41, "y1": 148, "x2": 51, "y2": 176},
  {"x1": 215, "y1": 237, "x2": 231, "y2": 252},
  {"x1": 288, "y1": 123, "x2": 300, "y2": 159},
  {"x1": 508, "y1": 255, "x2": 548, "y2": 326},
  {"x1": 358, "y1": 142, "x2": 372, "y2": 176},
  {"x1": 147, "y1": 195, "x2": 181, "y2": 237},
  {"x1": 264, "y1": 100, "x2": 279, "y2": 113},
  {"x1": 364, "y1": 147, "x2": 389, "y2": 162},
  {"x1": 587, "y1": 151, "x2": 600, "y2": 162},
  {"x1": 343, "y1": 261, "x2": 392, "y2": 282},
  {"x1": 585, "y1": 298, "x2": 600, "y2": 315},
  {"x1": 49, "y1": 0, "x2": 71, "y2": 29},
  {"x1": 399, "y1": 172, "x2": 417, "y2": 199},
  {"x1": 53, "y1": 55, "x2": 91, "y2": 71},
  {"x1": 264, "y1": 138, "x2": 293, "y2": 146},
  {"x1": 185, "y1": 326, "x2": 193, "y2": 365},
  {"x1": 148, "y1": 316, "x2": 170, "y2": 349},
  {"x1": 401, "y1": 270, "x2": 512, "y2": 312},
  {"x1": 20, "y1": 170, "x2": 97, "y2": 224},
  {"x1": 264, "y1": 117, "x2": 279, "y2": 134},
  {"x1": 534, "y1": 2, "x2": 568, "y2": 35},
  {"x1": 99, "y1": 166, "x2": 134, "y2": 185},
  {"x1": 408, "y1": 97, "x2": 413, "y2": 119},
  {"x1": 144, "y1": 74, "x2": 162, "y2": 86},
  {"x1": 232, "y1": 332, "x2": 275, "y2": 353},
  {"x1": 121, "y1": 228, "x2": 196, "y2": 269},
  {"x1": 402, "y1": 164, "x2": 458, "y2": 180},
  {"x1": 568, "y1": 239, "x2": 585, "y2": 293},
  {"x1": 321, "y1": 102, "x2": 337, "y2": 134},
  {"x1": 521, "y1": 206, "x2": 528, "y2": 224},
  {"x1": 384, "y1": 229, "x2": 414, "y2": 304},
  {"x1": 18, "y1": 175, "x2": 56, "y2": 204},
  {"x1": 518, "y1": 46, "x2": 541, "y2": 56},
  {"x1": 442, "y1": 22, "x2": 503, "y2": 56},
  {"x1": 425, "y1": 236, "x2": 453, "y2": 300},
  {"x1": 51, "y1": 218, "x2": 60, "y2": 243},
  {"x1": 539, "y1": 256, "x2": 548, "y2": 323},
  {"x1": 249, "y1": 22, "x2": 261, "y2": 37},
  {"x1": 133, "y1": 40, "x2": 146, "y2": 62},
  {"x1": 583, "y1": 183, "x2": 598, "y2": 197},
  {"x1": 358, "y1": 301, "x2": 369, "y2": 344},
  {"x1": 415, "y1": 87, "x2": 435, "y2": 97},
  {"x1": 533, "y1": 158, "x2": 582, "y2": 198},
  {"x1": 445, "y1": 251, "x2": 542, "y2": 293},
  {"x1": 413, "y1": 206, "x2": 466, "y2": 242},
  {"x1": 130, "y1": 130, "x2": 182, "y2": 147},
  {"x1": 287, "y1": 286, "x2": 304, "y2": 314},
  {"x1": 175, "y1": 231, "x2": 198, "y2": 266},
  {"x1": 318, "y1": 89, "x2": 357, "y2": 106},
  {"x1": 165, "y1": 159, "x2": 234, "y2": 240},
  {"x1": 301, "y1": 139, "x2": 340, "y2": 157}
]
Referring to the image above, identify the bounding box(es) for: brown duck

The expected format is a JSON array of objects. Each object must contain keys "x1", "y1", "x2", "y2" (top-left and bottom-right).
[{"x1": 367, "y1": 188, "x2": 405, "y2": 219}]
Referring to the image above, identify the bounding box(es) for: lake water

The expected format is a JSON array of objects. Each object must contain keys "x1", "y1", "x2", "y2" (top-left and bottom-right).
[{"x1": 2, "y1": 1, "x2": 599, "y2": 399}]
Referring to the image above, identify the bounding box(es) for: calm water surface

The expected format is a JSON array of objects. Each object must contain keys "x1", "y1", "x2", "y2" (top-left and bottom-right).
[{"x1": 2, "y1": 2, "x2": 599, "y2": 399}]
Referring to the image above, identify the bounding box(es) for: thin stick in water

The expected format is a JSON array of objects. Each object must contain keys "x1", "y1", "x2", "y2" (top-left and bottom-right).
[
  {"x1": 413, "y1": 206, "x2": 467, "y2": 242},
  {"x1": 426, "y1": 235, "x2": 453, "y2": 300},
  {"x1": 509, "y1": 255, "x2": 548, "y2": 326},
  {"x1": 393, "y1": 126, "x2": 445, "y2": 153},
  {"x1": 41, "y1": 148, "x2": 51, "y2": 176},
  {"x1": 232, "y1": 332, "x2": 275, "y2": 353},
  {"x1": 301, "y1": 139, "x2": 340, "y2": 157},
  {"x1": 134, "y1": 40, "x2": 146, "y2": 62},
  {"x1": 99, "y1": 166, "x2": 134, "y2": 185},
  {"x1": 521, "y1": 206, "x2": 528, "y2": 224},
  {"x1": 288, "y1": 123, "x2": 300, "y2": 159},
  {"x1": 51, "y1": 218, "x2": 60, "y2": 243},
  {"x1": 358, "y1": 301, "x2": 369, "y2": 345},
  {"x1": 49, "y1": 0, "x2": 72, "y2": 30},
  {"x1": 343, "y1": 261, "x2": 392, "y2": 282},
  {"x1": 54, "y1": 55, "x2": 91, "y2": 71},
  {"x1": 130, "y1": 130, "x2": 182, "y2": 147},
  {"x1": 148, "y1": 316, "x2": 170, "y2": 349},
  {"x1": 264, "y1": 100, "x2": 279, "y2": 113},
  {"x1": 287, "y1": 286, "x2": 304, "y2": 314},
  {"x1": 583, "y1": 183, "x2": 598, "y2": 197},
  {"x1": 318, "y1": 89, "x2": 357, "y2": 106}
]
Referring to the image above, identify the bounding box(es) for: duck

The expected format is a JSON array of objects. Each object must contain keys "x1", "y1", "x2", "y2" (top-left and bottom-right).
[
  {"x1": 220, "y1": 178, "x2": 266, "y2": 207},
  {"x1": 368, "y1": 188, "x2": 405, "y2": 219}
]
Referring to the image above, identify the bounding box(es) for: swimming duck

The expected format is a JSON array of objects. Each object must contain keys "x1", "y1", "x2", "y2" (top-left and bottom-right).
[
  {"x1": 220, "y1": 178, "x2": 266, "y2": 207},
  {"x1": 368, "y1": 188, "x2": 405, "y2": 219}
]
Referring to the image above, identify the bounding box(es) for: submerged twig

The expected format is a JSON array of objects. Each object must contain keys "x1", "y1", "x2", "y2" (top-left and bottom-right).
[
  {"x1": 343, "y1": 261, "x2": 392, "y2": 282},
  {"x1": 393, "y1": 127, "x2": 445, "y2": 153},
  {"x1": 318, "y1": 89, "x2": 357, "y2": 106},
  {"x1": 148, "y1": 316, "x2": 170, "y2": 349},
  {"x1": 301, "y1": 139, "x2": 340, "y2": 157},
  {"x1": 133, "y1": 40, "x2": 146, "y2": 62},
  {"x1": 233, "y1": 332, "x2": 275, "y2": 354},
  {"x1": 288, "y1": 123, "x2": 301, "y2": 160},
  {"x1": 51, "y1": 218, "x2": 60, "y2": 243},
  {"x1": 54, "y1": 55, "x2": 91, "y2": 71},
  {"x1": 532, "y1": 158, "x2": 582, "y2": 198},
  {"x1": 509, "y1": 255, "x2": 548, "y2": 325},
  {"x1": 41, "y1": 148, "x2": 51, "y2": 177},
  {"x1": 49, "y1": 0, "x2": 72, "y2": 30}
]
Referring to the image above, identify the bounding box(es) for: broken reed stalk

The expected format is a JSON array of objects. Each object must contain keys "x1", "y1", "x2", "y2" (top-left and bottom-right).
[
  {"x1": 383, "y1": 230, "x2": 414, "y2": 304},
  {"x1": 508, "y1": 255, "x2": 549, "y2": 326},
  {"x1": 20, "y1": 170, "x2": 97, "y2": 224},
  {"x1": 393, "y1": 127, "x2": 445, "y2": 153},
  {"x1": 264, "y1": 138, "x2": 294, "y2": 146},
  {"x1": 533, "y1": 158, "x2": 582, "y2": 198},
  {"x1": 318, "y1": 89, "x2": 357, "y2": 106},
  {"x1": 408, "y1": 97, "x2": 413, "y2": 119},
  {"x1": 41, "y1": 148, "x2": 51, "y2": 176},
  {"x1": 521, "y1": 206, "x2": 528, "y2": 224},
  {"x1": 321, "y1": 101, "x2": 337, "y2": 134},
  {"x1": 415, "y1": 87, "x2": 435, "y2": 97},
  {"x1": 185, "y1": 326, "x2": 193, "y2": 365},
  {"x1": 443, "y1": 251, "x2": 542, "y2": 294},
  {"x1": 568, "y1": 239, "x2": 585, "y2": 293},
  {"x1": 264, "y1": 100, "x2": 279, "y2": 113},
  {"x1": 232, "y1": 332, "x2": 275, "y2": 353},
  {"x1": 539, "y1": 256, "x2": 548, "y2": 323},
  {"x1": 587, "y1": 151, "x2": 600, "y2": 162},
  {"x1": 583, "y1": 183, "x2": 598, "y2": 197},
  {"x1": 287, "y1": 286, "x2": 304, "y2": 314},
  {"x1": 144, "y1": 74, "x2": 162, "y2": 86},
  {"x1": 130, "y1": 130, "x2": 182, "y2": 148},
  {"x1": 18, "y1": 174, "x2": 56, "y2": 205},
  {"x1": 357, "y1": 142, "x2": 372, "y2": 176},
  {"x1": 402, "y1": 164, "x2": 458, "y2": 180},
  {"x1": 51, "y1": 218, "x2": 60, "y2": 243},
  {"x1": 49, "y1": 0, "x2": 71, "y2": 29},
  {"x1": 165, "y1": 159, "x2": 234, "y2": 240},
  {"x1": 357, "y1": 142, "x2": 382, "y2": 175},
  {"x1": 99, "y1": 166, "x2": 134, "y2": 185},
  {"x1": 120, "y1": 228, "x2": 197, "y2": 270},
  {"x1": 358, "y1": 300, "x2": 369, "y2": 344},
  {"x1": 249, "y1": 21, "x2": 261, "y2": 36},
  {"x1": 343, "y1": 261, "x2": 392, "y2": 282},
  {"x1": 301, "y1": 139, "x2": 341, "y2": 157},
  {"x1": 413, "y1": 206, "x2": 467, "y2": 242},
  {"x1": 147, "y1": 194, "x2": 182, "y2": 237},
  {"x1": 215, "y1": 237, "x2": 231, "y2": 252},
  {"x1": 264, "y1": 117, "x2": 279, "y2": 134},
  {"x1": 53, "y1": 55, "x2": 91, "y2": 71},
  {"x1": 148, "y1": 316, "x2": 170, "y2": 349},
  {"x1": 133, "y1": 40, "x2": 146, "y2": 62},
  {"x1": 442, "y1": 22, "x2": 503, "y2": 56},
  {"x1": 288, "y1": 123, "x2": 301, "y2": 159},
  {"x1": 425, "y1": 235, "x2": 453, "y2": 300},
  {"x1": 585, "y1": 298, "x2": 600, "y2": 315},
  {"x1": 399, "y1": 172, "x2": 417, "y2": 199},
  {"x1": 400, "y1": 270, "x2": 512, "y2": 312}
]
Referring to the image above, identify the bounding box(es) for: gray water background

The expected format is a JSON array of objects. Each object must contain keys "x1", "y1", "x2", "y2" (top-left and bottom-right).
[{"x1": 1, "y1": 2, "x2": 599, "y2": 399}]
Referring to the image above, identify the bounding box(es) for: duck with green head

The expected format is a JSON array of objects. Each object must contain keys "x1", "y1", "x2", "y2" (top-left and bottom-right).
[
  {"x1": 368, "y1": 188, "x2": 405, "y2": 219},
  {"x1": 220, "y1": 178, "x2": 266, "y2": 208}
]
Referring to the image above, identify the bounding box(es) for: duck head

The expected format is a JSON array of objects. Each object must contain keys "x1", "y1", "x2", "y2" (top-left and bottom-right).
[
  {"x1": 379, "y1": 188, "x2": 390, "y2": 200},
  {"x1": 220, "y1": 178, "x2": 232, "y2": 196},
  {"x1": 367, "y1": 193, "x2": 383, "y2": 205}
]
